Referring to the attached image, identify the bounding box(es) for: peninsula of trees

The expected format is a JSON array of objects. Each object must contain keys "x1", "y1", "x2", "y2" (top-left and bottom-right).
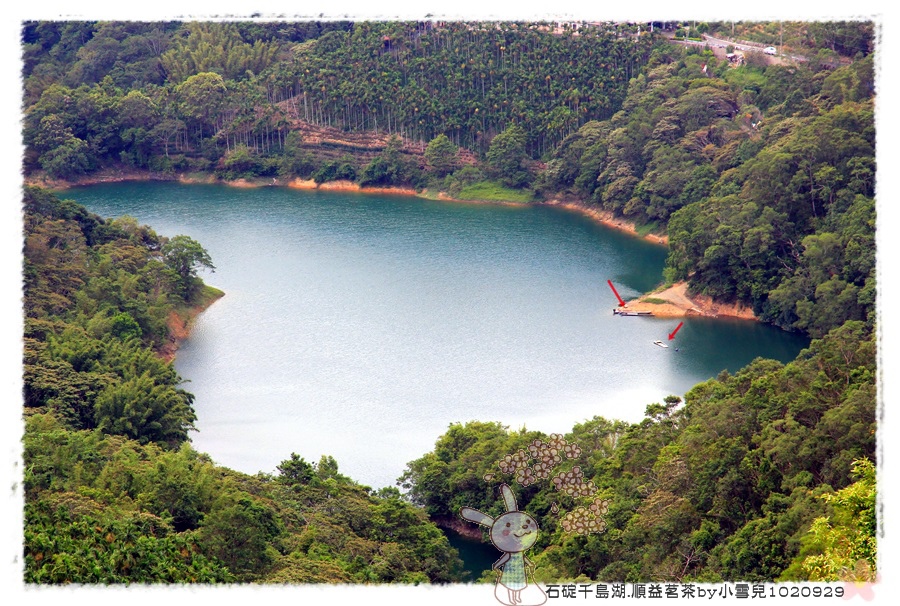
[{"x1": 23, "y1": 186, "x2": 463, "y2": 583}]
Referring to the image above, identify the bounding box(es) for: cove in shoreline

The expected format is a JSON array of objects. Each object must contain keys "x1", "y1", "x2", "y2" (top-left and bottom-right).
[
  {"x1": 30, "y1": 168, "x2": 666, "y2": 245},
  {"x1": 30, "y1": 167, "x2": 752, "y2": 322},
  {"x1": 65, "y1": 179, "x2": 812, "y2": 490}
]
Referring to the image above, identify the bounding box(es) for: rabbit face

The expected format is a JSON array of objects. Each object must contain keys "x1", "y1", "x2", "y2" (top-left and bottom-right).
[{"x1": 490, "y1": 511, "x2": 539, "y2": 553}]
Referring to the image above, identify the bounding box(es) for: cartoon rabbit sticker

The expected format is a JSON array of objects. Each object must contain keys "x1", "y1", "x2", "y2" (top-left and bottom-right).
[{"x1": 460, "y1": 484, "x2": 547, "y2": 606}]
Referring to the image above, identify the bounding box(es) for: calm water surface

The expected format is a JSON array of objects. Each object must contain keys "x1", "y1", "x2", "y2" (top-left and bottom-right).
[{"x1": 69, "y1": 183, "x2": 809, "y2": 489}]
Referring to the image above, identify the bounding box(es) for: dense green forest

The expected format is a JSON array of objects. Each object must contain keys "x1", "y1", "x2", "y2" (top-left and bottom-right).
[
  {"x1": 22, "y1": 20, "x2": 652, "y2": 177},
  {"x1": 537, "y1": 48, "x2": 875, "y2": 337},
  {"x1": 21, "y1": 19, "x2": 877, "y2": 585},
  {"x1": 22, "y1": 187, "x2": 463, "y2": 583},
  {"x1": 401, "y1": 321, "x2": 876, "y2": 582}
]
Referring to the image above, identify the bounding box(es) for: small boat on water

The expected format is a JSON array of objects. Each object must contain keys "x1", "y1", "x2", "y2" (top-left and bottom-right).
[
  {"x1": 613, "y1": 308, "x2": 653, "y2": 316},
  {"x1": 653, "y1": 340, "x2": 669, "y2": 348}
]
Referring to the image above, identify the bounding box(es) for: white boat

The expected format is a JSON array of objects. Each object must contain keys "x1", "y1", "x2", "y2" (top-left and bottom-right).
[
  {"x1": 653, "y1": 340, "x2": 669, "y2": 348},
  {"x1": 614, "y1": 308, "x2": 653, "y2": 316}
]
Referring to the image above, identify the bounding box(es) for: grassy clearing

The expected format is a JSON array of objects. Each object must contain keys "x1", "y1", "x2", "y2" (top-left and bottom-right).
[
  {"x1": 198, "y1": 283, "x2": 225, "y2": 303},
  {"x1": 177, "y1": 284, "x2": 225, "y2": 317},
  {"x1": 642, "y1": 297, "x2": 669, "y2": 305},
  {"x1": 634, "y1": 221, "x2": 660, "y2": 237},
  {"x1": 416, "y1": 188, "x2": 444, "y2": 200},
  {"x1": 457, "y1": 181, "x2": 534, "y2": 203},
  {"x1": 181, "y1": 172, "x2": 218, "y2": 183}
]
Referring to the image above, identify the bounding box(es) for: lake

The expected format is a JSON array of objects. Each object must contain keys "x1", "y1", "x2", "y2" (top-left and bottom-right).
[{"x1": 68, "y1": 182, "x2": 810, "y2": 490}]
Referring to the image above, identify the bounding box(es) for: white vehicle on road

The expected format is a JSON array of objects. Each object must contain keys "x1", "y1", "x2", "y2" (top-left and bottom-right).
[{"x1": 764, "y1": 46, "x2": 777, "y2": 55}]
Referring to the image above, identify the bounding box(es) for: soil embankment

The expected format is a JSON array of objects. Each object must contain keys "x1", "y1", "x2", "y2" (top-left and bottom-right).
[
  {"x1": 275, "y1": 110, "x2": 478, "y2": 168},
  {"x1": 159, "y1": 287, "x2": 225, "y2": 362},
  {"x1": 541, "y1": 198, "x2": 668, "y2": 246},
  {"x1": 286, "y1": 178, "x2": 418, "y2": 196},
  {"x1": 621, "y1": 282, "x2": 756, "y2": 319}
]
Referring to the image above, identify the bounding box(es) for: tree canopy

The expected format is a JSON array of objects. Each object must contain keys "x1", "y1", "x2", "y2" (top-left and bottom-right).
[
  {"x1": 161, "y1": 234, "x2": 215, "y2": 298},
  {"x1": 22, "y1": 189, "x2": 464, "y2": 584},
  {"x1": 401, "y1": 321, "x2": 876, "y2": 582}
]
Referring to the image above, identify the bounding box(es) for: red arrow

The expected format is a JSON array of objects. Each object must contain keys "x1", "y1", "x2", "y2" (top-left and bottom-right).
[
  {"x1": 607, "y1": 280, "x2": 626, "y2": 307},
  {"x1": 668, "y1": 321, "x2": 684, "y2": 340}
]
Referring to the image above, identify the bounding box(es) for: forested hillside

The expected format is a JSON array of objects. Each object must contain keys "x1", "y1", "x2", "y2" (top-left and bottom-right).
[
  {"x1": 538, "y1": 47, "x2": 875, "y2": 337},
  {"x1": 20, "y1": 19, "x2": 878, "y2": 585},
  {"x1": 22, "y1": 20, "x2": 652, "y2": 180},
  {"x1": 22, "y1": 187, "x2": 463, "y2": 583},
  {"x1": 401, "y1": 319, "x2": 876, "y2": 582},
  {"x1": 22, "y1": 20, "x2": 875, "y2": 340}
]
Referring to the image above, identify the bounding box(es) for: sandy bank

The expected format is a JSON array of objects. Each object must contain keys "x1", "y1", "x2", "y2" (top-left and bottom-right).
[
  {"x1": 287, "y1": 178, "x2": 418, "y2": 196},
  {"x1": 542, "y1": 198, "x2": 668, "y2": 246},
  {"x1": 620, "y1": 282, "x2": 756, "y2": 320},
  {"x1": 26, "y1": 167, "x2": 222, "y2": 190},
  {"x1": 26, "y1": 168, "x2": 422, "y2": 197},
  {"x1": 423, "y1": 190, "x2": 531, "y2": 207},
  {"x1": 25, "y1": 167, "x2": 164, "y2": 190}
]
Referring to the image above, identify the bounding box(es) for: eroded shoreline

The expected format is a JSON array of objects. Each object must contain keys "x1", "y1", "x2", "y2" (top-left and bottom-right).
[
  {"x1": 540, "y1": 198, "x2": 669, "y2": 246},
  {"x1": 620, "y1": 282, "x2": 757, "y2": 320},
  {"x1": 29, "y1": 168, "x2": 752, "y2": 321},
  {"x1": 159, "y1": 286, "x2": 225, "y2": 362}
]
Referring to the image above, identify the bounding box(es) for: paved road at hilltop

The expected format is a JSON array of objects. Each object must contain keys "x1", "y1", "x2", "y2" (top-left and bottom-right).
[
  {"x1": 665, "y1": 32, "x2": 807, "y2": 66},
  {"x1": 701, "y1": 34, "x2": 766, "y2": 53}
]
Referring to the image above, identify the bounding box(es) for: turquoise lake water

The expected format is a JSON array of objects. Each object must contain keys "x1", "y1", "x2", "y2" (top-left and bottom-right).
[{"x1": 67, "y1": 182, "x2": 810, "y2": 490}]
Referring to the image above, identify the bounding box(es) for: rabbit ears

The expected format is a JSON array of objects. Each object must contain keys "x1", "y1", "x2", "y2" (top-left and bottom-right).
[
  {"x1": 459, "y1": 484, "x2": 519, "y2": 526},
  {"x1": 500, "y1": 483, "x2": 517, "y2": 512},
  {"x1": 460, "y1": 506, "x2": 494, "y2": 527}
]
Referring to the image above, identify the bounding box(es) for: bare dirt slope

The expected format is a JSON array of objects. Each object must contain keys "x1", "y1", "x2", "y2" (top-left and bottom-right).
[{"x1": 623, "y1": 282, "x2": 756, "y2": 319}]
